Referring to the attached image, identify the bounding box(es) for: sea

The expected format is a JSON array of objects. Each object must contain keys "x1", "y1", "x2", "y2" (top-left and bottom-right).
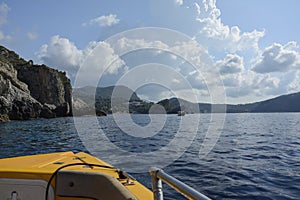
[{"x1": 0, "y1": 113, "x2": 299, "y2": 200}]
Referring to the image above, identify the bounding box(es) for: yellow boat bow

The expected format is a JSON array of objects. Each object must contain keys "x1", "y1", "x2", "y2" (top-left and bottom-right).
[
  {"x1": 0, "y1": 151, "x2": 211, "y2": 200},
  {"x1": 0, "y1": 151, "x2": 152, "y2": 200}
]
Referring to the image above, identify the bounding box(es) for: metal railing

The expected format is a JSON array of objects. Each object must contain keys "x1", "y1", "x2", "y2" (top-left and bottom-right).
[{"x1": 149, "y1": 167, "x2": 211, "y2": 200}]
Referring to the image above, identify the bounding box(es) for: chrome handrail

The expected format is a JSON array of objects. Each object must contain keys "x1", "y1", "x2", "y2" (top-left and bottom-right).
[{"x1": 149, "y1": 167, "x2": 211, "y2": 200}]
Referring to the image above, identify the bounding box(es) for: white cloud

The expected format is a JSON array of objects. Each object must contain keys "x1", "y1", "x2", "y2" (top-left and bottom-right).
[
  {"x1": 224, "y1": 75, "x2": 257, "y2": 99},
  {"x1": 223, "y1": 69, "x2": 289, "y2": 101},
  {"x1": 172, "y1": 78, "x2": 180, "y2": 84},
  {"x1": 83, "y1": 14, "x2": 120, "y2": 27},
  {"x1": 175, "y1": 0, "x2": 183, "y2": 6},
  {"x1": 220, "y1": 68, "x2": 257, "y2": 99},
  {"x1": 36, "y1": 0, "x2": 300, "y2": 103},
  {"x1": 217, "y1": 64, "x2": 281, "y2": 100},
  {"x1": 186, "y1": 70, "x2": 208, "y2": 90},
  {"x1": 252, "y1": 42, "x2": 300, "y2": 73},
  {"x1": 217, "y1": 54, "x2": 244, "y2": 74},
  {"x1": 37, "y1": 35, "x2": 126, "y2": 86},
  {"x1": 222, "y1": 73, "x2": 243, "y2": 88},
  {"x1": 37, "y1": 35, "x2": 83, "y2": 76},
  {"x1": 35, "y1": 32, "x2": 294, "y2": 103},
  {"x1": 194, "y1": 3, "x2": 201, "y2": 15},
  {"x1": 110, "y1": 36, "x2": 216, "y2": 87},
  {"x1": 254, "y1": 74, "x2": 280, "y2": 90},
  {"x1": 0, "y1": 2, "x2": 9, "y2": 25},
  {"x1": 73, "y1": 34, "x2": 217, "y2": 101},
  {"x1": 27, "y1": 32, "x2": 38, "y2": 40},
  {"x1": 85, "y1": 41, "x2": 125, "y2": 74},
  {"x1": 251, "y1": 74, "x2": 284, "y2": 97},
  {"x1": 170, "y1": 40, "x2": 208, "y2": 69},
  {"x1": 226, "y1": 86, "x2": 252, "y2": 98},
  {"x1": 112, "y1": 37, "x2": 169, "y2": 54},
  {"x1": 287, "y1": 71, "x2": 300, "y2": 92},
  {"x1": 177, "y1": 0, "x2": 300, "y2": 103},
  {"x1": 193, "y1": 1, "x2": 264, "y2": 53},
  {"x1": 75, "y1": 41, "x2": 126, "y2": 87}
]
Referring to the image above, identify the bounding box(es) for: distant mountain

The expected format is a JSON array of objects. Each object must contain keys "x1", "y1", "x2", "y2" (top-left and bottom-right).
[
  {"x1": 73, "y1": 85, "x2": 140, "y2": 100},
  {"x1": 157, "y1": 98, "x2": 200, "y2": 114},
  {"x1": 228, "y1": 92, "x2": 300, "y2": 113},
  {"x1": 73, "y1": 85, "x2": 300, "y2": 115},
  {"x1": 72, "y1": 85, "x2": 150, "y2": 115},
  {"x1": 157, "y1": 92, "x2": 300, "y2": 113}
]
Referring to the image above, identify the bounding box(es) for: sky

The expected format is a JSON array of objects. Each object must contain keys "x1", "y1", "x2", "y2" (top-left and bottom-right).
[{"x1": 1, "y1": 0, "x2": 300, "y2": 104}]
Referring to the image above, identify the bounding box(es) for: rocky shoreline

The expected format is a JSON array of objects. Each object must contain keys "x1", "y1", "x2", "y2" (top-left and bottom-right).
[{"x1": 0, "y1": 46, "x2": 72, "y2": 122}]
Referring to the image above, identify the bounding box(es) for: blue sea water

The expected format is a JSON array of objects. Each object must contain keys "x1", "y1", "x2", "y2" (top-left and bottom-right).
[{"x1": 0, "y1": 113, "x2": 300, "y2": 199}]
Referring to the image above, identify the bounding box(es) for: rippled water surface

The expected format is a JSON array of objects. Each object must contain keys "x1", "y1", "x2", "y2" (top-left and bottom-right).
[{"x1": 0, "y1": 113, "x2": 300, "y2": 199}]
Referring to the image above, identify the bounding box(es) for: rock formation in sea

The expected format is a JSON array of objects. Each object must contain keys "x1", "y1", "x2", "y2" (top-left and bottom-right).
[{"x1": 0, "y1": 45, "x2": 72, "y2": 122}]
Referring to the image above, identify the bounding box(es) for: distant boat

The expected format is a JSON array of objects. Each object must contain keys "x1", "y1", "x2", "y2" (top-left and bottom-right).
[{"x1": 178, "y1": 111, "x2": 185, "y2": 116}]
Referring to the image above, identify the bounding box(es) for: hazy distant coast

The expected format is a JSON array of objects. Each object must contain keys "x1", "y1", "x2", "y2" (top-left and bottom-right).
[
  {"x1": 1, "y1": 44, "x2": 300, "y2": 122},
  {"x1": 74, "y1": 85, "x2": 300, "y2": 115}
]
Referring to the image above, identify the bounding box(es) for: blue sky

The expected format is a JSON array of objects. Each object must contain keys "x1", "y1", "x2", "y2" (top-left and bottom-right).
[{"x1": 1, "y1": 0, "x2": 300, "y2": 104}]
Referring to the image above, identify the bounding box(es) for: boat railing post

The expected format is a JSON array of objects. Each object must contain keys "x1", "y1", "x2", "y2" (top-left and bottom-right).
[
  {"x1": 149, "y1": 167, "x2": 164, "y2": 200},
  {"x1": 149, "y1": 167, "x2": 211, "y2": 200}
]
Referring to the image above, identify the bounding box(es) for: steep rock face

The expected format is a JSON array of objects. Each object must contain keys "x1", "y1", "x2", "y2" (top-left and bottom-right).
[
  {"x1": 16, "y1": 64, "x2": 72, "y2": 117},
  {"x1": 0, "y1": 45, "x2": 72, "y2": 121},
  {"x1": 0, "y1": 60, "x2": 42, "y2": 121}
]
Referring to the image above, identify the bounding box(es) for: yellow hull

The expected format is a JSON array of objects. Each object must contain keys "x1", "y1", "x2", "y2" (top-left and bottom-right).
[{"x1": 0, "y1": 152, "x2": 153, "y2": 200}]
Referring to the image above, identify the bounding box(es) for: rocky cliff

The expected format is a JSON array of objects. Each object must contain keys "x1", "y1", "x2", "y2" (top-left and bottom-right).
[{"x1": 0, "y1": 45, "x2": 72, "y2": 121}]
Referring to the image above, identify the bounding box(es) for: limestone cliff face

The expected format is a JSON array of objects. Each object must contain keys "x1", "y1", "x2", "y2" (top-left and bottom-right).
[
  {"x1": 16, "y1": 64, "x2": 72, "y2": 117},
  {"x1": 0, "y1": 45, "x2": 72, "y2": 121},
  {"x1": 0, "y1": 59, "x2": 42, "y2": 121}
]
